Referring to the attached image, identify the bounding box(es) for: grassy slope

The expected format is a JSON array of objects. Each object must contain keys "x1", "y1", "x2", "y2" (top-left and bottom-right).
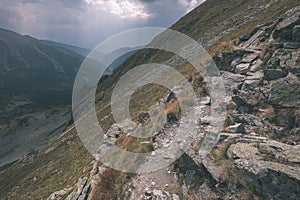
[
  {"x1": 94, "y1": 0, "x2": 299, "y2": 132},
  {"x1": 0, "y1": 129, "x2": 92, "y2": 200},
  {"x1": 172, "y1": 0, "x2": 300, "y2": 53},
  {"x1": 0, "y1": 0, "x2": 299, "y2": 199}
]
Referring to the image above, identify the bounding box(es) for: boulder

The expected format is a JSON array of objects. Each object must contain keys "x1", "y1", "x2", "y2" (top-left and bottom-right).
[
  {"x1": 270, "y1": 108, "x2": 296, "y2": 129},
  {"x1": 47, "y1": 187, "x2": 72, "y2": 200},
  {"x1": 241, "y1": 53, "x2": 259, "y2": 63},
  {"x1": 268, "y1": 57, "x2": 280, "y2": 69},
  {"x1": 246, "y1": 71, "x2": 264, "y2": 80},
  {"x1": 231, "y1": 114, "x2": 264, "y2": 133},
  {"x1": 249, "y1": 59, "x2": 263, "y2": 72},
  {"x1": 240, "y1": 34, "x2": 250, "y2": 42},
  {"x1": 172, "y1": 194, "x2": 180, "y2": 200},
  {"x1": 106, "y1": 124, "x2": 122, "y2": 140},
  {"x1": 264, "y1": 69, "x2": 287, "y2": 81},
  {"x1": 66, "y1": 177, "x2": 88, "y2": 200},
  {"x1": 273, "y1": 42, "x2": 284, "y2": 49},
  {"x1": 166, "y1": 91, "x2": 176, "y2": 103},
  {"x1": 232, "y1": 93, "x2": 255, "y2": 114},
  {"x1": 237, "y1": 106, "x2": 252, "y2": 114},
  {"x1": 138, "y1": 112, "x2": 150, "y2": 124},
  {"x1": 214, "y1": 52, "x2": 234, "y2": 72},
  {"x1": 221, "y1": 72, "x2": 245, "y2": 94},
  {"x1": 231, "y1": 57, "x2": 242, "y2": 68},
  {"x1": 267, "y1": 48, "x2": 299, "y2": 72},
  {"x1": 242, "y1": 79, "x2": 261, "y2": 90},
  {"x1": 292, "y1": 25, "x2": 300, "y2": 42},
  {"x1": 272, "y1": 6, "x2": 300, "y2": 41},
  {"x1": 283, "y1": 42, "x2": 300, "y2": 49},
  {"x1": 225, "y1": 123, "x2": 246, "y2": 133},
  {"x1": 269, "y1": 73, "x2": 300, "y2": 107},
  {"x1": 235, "y1": 63, "x2": 250, "y2": 74},
  {"x1": 232, "y1": 49, "x2": 248, "y2": 57},
  {"x1": 227, "y1": 141, "x2": 300, "y2": 199}
]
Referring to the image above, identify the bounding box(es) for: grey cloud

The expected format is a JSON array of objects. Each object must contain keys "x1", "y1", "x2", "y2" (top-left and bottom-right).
[
  {"x1": 0, "y1": 0, "x2": 204, "y2": 48},
  {"x1": 138, "y1": 0, "x2": 159, "y2": 2}
]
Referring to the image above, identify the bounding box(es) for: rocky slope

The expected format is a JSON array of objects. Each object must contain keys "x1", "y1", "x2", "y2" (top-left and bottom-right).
[
  {"x1": 1, "y1": 0, "x2": 300, "y2": 199},
  {"x1": 47, "y1": 5, "x2": 300, "y2": 200}
]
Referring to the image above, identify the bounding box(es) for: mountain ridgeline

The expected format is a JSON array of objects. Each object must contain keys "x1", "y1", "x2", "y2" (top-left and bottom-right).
[
  {"x1": 0, "y1": 28, "x2": 84, "y2": 104},
  {"x1": 0, "y1": 28, "x2": 142, "y2": 105}
]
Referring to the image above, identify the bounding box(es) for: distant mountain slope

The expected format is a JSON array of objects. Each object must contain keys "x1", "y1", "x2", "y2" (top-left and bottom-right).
[
  {"x1": 41, "y1": 39, "x2": 139, "y2": 76},
  {"x1": 41, "y1": 40, "x2": 91, "y2": 57},
  {"x1": 40, "y1": 41, "x2": 141, "y2": 75},
  {"x1": 0, "y1": 28, "x2": 84, "y2": 104},
  {"x1": 103, "y1": 47, "x2": 140, "y2": 75}
]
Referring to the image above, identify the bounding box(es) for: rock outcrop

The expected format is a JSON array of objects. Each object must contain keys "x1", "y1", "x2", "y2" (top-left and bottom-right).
[
  {"x1": 207, "y1": 6, "x2": 300, "y2": 199},
  {"x1": 48, "y1": 6, "x2": 300, "y2": 200},
  {"x1": 228, "y1": 139, "x2": 300, "y2": 199}
]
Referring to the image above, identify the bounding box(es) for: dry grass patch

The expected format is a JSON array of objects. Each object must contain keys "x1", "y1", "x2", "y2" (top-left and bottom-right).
[
  {"x1": 211, "y1": 41, "x2": 235, "y2": 55},
  {"x1": 259, "y1": 105, "x2": 275, "y2": 120}
]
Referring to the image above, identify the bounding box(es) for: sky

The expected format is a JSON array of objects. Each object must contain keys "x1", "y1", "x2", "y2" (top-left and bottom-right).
[{"x1": 0, "y1": 0, "x2": 205, "y2": 49}]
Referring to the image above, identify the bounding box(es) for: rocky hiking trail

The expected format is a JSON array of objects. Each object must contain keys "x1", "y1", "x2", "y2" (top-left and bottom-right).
[{"x1": 48, "y1": 6, "x2": 300, "y2": 200}]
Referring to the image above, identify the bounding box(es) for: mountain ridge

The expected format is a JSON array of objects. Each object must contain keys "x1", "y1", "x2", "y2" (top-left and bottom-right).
[
  {"x1": 40, "y1": 40, "x2": 91, "y2": 57},
  {"x1": 0, "y1": 27, "x2": 84, "y2": 104}
]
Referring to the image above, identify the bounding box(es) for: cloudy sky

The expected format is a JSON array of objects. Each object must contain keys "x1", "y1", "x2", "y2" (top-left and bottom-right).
[{"x1": 0, "y1": 0, "x2": 204, "y2": 48}]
